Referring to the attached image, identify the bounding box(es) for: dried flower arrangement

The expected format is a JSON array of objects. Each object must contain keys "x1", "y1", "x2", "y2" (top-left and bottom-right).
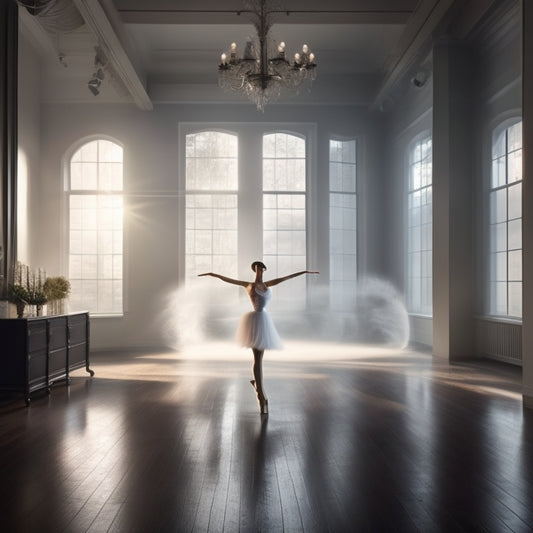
[{"x1": 8, "y1": 262, "x2": 70, "y2": 318}]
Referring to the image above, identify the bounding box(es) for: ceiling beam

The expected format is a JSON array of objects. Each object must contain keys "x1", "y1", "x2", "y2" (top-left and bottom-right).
[
  {"x1": 114, "y1": 0, "x2": 417, "y2": 25},
  {"x1": 73, "y1": 0, "x2": 153, "y2": 110}
]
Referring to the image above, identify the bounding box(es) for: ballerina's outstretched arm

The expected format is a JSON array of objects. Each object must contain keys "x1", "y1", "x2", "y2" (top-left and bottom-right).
[
  {"x1": 198, "y1": 272, "x2": 249, "y2": 287},
  {"x1": 266, "y1": 270, "x2": 319, "y2": 287}
]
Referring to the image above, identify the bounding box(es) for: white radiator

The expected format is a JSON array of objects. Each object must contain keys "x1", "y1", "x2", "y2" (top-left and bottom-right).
[{"x1": 475, "y1": 318, "x2": 522, "y2": 365}]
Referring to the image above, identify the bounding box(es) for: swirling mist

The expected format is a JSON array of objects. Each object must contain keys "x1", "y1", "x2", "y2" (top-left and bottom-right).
[{"x1": 159, "y1": 276, "x2": 409, "y2": 351}]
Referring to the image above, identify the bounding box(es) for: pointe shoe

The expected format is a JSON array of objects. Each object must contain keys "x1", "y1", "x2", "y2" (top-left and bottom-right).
[
  {"x1": 259, "y1": 398, "x2": 269, "y2": 415},
  {"x1": 250, "y1": 380, "x2": 268, "y2": 414}
]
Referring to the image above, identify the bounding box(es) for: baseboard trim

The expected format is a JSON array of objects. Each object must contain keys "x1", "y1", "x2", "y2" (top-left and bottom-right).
[{"x1": 523, "y1": 394, "x2": 533, "y2": 410}]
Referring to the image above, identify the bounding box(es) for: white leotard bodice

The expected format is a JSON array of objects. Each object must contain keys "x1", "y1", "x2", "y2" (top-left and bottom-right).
[{"x1": 248, "y1": 285, "x2": 271, "y2": 312}]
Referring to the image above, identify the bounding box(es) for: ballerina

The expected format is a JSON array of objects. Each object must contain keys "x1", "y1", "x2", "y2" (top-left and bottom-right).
[{"x1": 198, "y1": 261, "x2": 319, "y2": 415}]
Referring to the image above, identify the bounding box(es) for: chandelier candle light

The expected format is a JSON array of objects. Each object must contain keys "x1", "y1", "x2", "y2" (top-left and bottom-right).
[{"x1": 218, "y1": 0, "x2": 317, "y2": 111}]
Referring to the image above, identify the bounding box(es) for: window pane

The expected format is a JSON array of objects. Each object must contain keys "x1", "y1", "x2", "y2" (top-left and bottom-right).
[
  {"x1": 99, "y1": 139, "x2": 123, "y2": 163},
  {"x1": 491, "y1": 156, "x2": 506, "y2": 188},
  {"x1": 507, "y1": 122, "x2": 522, "y2": 152},
  {"x1": 508, "y1": 149, "x2": 522, "y2": 184},
  {"x1": 98, "y1": 162, "x2": 122, "y2": 191},
  {"x1": 490, "y1": 189, "x2": 507, "y2": 223},
  {"x1": 492, "y1": 131, "x2": 506, "y2": 159},
  {"x1": 490, "y1": 222, "x2": 507, "y2": 252},
  {"x1": 508, "y1": 219, "x2": 521, "y2": 251},
  {"x1": 494, "y1": 251, "x2": 507, "y2": 281},
  {"x1": 185, "y1": 131, "x2": 238, "y2": 191},
  {"x1": 508, "y1": 182, "x2": 521, "y2": 220},
  {"x1": 508, "y1": 250, "x2": 522, "y2": 281},
  {"x1": 490, "y1": 281, "x2": 507, "y2": 315},
  {"x1": 508, "y1": 282, "x2": 522, "y2": 317},
  {"x1": 263, "y1": 133, "x2": 305, "y2": 191}
]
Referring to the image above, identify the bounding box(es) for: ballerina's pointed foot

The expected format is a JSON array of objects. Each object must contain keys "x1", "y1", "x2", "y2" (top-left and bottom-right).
[{"x1": 250, "y1": 379, "x2": 257, "y2": 391}]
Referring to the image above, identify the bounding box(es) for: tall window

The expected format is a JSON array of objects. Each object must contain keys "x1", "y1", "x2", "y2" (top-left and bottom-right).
[
  {"x1": 185, "y1": 131, "x2": 238, "y2": 278},
  {"x1": 68, "y1": 139, "x2": 123, "y2": 314},
  {"x1": 488, "y1": 120, "x2": 522, "y2": 318},
  {"x1": 407, "y1": 136, "x2": 432, "y2": 315},
  {"x1": 329, "y1": 138, "x2": 357, "y2": 311},
  {"x1": 263, "y1": 133, "x2": 307, "y2": 283}
]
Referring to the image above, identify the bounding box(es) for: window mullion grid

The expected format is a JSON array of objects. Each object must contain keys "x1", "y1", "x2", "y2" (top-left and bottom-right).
[
  {"x1": 505, "y1": 132, "x2": 509, "y2": 315},
  {"x1": 408, "y1": 140, "x2": 432, "y2": 316}
]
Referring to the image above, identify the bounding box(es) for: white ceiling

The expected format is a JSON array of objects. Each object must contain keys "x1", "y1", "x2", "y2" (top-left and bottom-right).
[{"x1": 17, "y1": 0, "x2": 499, "y2": 109}]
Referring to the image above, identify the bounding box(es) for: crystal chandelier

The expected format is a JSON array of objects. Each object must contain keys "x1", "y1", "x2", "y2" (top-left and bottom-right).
[{"x1": 218, "y1": 0, "x2": 317, "y2": 111}]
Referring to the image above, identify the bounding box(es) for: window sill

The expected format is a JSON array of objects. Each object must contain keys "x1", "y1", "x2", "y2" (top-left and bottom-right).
[{"x1": 475, "y1": 315, "x2": 522, "y2": 326}]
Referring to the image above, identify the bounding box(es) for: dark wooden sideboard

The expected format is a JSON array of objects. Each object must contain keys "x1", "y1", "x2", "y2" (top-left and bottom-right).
[{"x1": 0, "y1": 311, "x2": 93, "y2": 405}]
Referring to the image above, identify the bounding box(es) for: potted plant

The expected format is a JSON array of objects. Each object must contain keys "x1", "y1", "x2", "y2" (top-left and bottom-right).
[
  {"x1": 8, "y1": 283, "x2": 29, "y2": 319},
  {"x1": 44, "y1": 276, "x2": 71, "y2": 315}
]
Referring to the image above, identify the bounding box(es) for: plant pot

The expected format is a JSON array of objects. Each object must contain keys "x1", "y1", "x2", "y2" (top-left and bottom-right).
[{"x1": 16, "y1": 301, "x2": 25, "y2": 319}]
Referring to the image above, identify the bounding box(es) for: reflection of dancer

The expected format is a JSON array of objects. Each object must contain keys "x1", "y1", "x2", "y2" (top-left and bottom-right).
[{"x1": 199, "y1": 261, "x2": 319, "y2": 415}]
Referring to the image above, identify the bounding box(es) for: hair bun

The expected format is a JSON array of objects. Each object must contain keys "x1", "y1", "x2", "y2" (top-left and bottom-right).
[{"x1": 251, "y1": 261, "x2": 267, "y2": 272}]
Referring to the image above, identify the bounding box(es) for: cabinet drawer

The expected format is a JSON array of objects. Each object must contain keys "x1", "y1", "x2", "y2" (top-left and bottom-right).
[
  {"x1": 28, "y1": 349, "x2": 47, "y2": 390},
  {"x1": 27, "y1": 323, "x2": 47, "y2": 353},
  {"x1": 69, "y1": 343, "x2": 87, "y2": 370},
  {"x1": 49, "y1": 348, "x2": 67, "y2": 381},
  {"x1": 68, "y1": 315, "x2": 88, "y2": 345},
  {"x1": 48, "y1": 317, "x2": 68, "y2": 350}
]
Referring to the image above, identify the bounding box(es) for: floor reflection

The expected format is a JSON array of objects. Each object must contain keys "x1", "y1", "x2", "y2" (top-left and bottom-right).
[{"x1": 1, "y1": 341, "x2": 531, "y2": 531}]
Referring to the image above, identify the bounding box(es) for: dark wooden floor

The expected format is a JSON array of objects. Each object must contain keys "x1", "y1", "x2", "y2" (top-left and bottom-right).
[{"x1": 1, "y1": 341, "x2": 532, "y2": 533}]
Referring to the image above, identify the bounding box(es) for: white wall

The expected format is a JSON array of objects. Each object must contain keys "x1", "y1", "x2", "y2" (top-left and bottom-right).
[
  {"x1": 17, "y1": 34, "x2": 41, "y2": 266},
  {"x1": 36, "y1": 102, "x2": 384, "y2": 350}
]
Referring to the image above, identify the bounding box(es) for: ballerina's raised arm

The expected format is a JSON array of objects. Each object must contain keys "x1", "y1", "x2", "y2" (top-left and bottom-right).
[
  {"x1": 265, "y1": 270, "x2": 320, "y2": 287},
  {"x1": 197, "y1": 272, "x2": 249, "y2": 287}
]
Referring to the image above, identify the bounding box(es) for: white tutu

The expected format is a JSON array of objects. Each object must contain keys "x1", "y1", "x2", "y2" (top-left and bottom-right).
[
  {"x1": 236, "y1": 310, "x2": 283, "y2": 350},
  {"x1": 236, "y1": 286, "x2": 283, "y2": 350}
]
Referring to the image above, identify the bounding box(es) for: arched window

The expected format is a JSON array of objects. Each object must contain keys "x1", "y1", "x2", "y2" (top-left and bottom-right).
[
  {"x1": 329, "y1": 138, "x2": 357, "y2": 311},
  {"x1": 407, "y1": 135, "x2": 432, "y2": 315},
  {"x1": 262, "y1": 132, "x2": 306, "y2": 276},
  {"x1": 67, "y1": 139, "x2": 123, "y2": 314},
  {"x1": 185, "y1": 131, "x2": 238, "y2": 278},
  {"x1": 488, "y1": 120, "x2": 522, "y2": 318}
]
